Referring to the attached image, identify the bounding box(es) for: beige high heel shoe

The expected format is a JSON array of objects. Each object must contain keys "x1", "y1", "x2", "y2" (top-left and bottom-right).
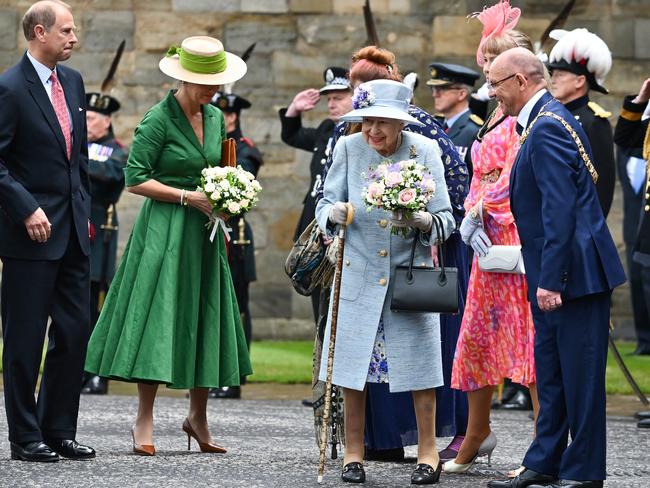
[
  {"x1": 442, "y1": 431, "x2": 497, "y2": 473},
  {"x1": 131, "y1": 426, "x2": 155, "y2": 456}
]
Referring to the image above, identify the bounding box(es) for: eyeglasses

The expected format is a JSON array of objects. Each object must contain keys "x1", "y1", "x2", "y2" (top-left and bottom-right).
[{"x1": 486, "y1": 73, "x2": 517, "y2": 91}]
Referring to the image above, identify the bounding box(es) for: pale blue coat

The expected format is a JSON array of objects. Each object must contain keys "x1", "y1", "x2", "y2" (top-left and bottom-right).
[{"x1": 316, "y1": 131, "x2": 455, "y2": 392}]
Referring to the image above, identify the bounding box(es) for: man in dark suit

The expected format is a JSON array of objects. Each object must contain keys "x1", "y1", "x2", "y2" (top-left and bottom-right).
[
  {"x1": 427, "y1": 62, "x2": 483, "y2": 176},
  {"x1": 486, "y1": 48, "x2": 625, "y2": 488},
  {"x1": 0, "y1": 1, "x2": 95, "y2": 462},
  {"x1": 209, "y1": 91, "x2": 264, "y2": 399},
  {"x1": 547, "y1": 28, "x2": 616, "y2": 217}
]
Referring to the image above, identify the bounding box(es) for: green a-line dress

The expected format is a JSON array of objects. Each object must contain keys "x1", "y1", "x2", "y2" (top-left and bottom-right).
[{"x1": 84, "y1": 91, "x2": 252, "y2": 388}]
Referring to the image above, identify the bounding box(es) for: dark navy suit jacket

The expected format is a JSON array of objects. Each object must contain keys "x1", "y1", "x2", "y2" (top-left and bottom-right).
[
  {"x1": 0, "y1": 53, "x2": 90, "y2": 260},
  {"x1": 446, "y1": 109, "x2": 481, "y2": 176},
  {"x1": 510, "y1": 91, "x2": 625, "y2": 306}
]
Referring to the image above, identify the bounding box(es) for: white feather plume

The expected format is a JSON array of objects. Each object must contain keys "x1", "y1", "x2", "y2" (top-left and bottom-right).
[
  {"x1": 403, "y1": 72, "x2": 418, "y2": 92},
  {"x1": 548, "y1": 28, "x2": 612, "y2": 85}
]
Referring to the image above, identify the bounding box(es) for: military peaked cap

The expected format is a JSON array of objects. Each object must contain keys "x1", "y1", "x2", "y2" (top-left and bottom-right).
[
  {"x1": 426, "y1": 63, "x2": 481, "y2": 88},
  {"x1": 320, "y1": 66, "x2": 351, "y2": 94}
]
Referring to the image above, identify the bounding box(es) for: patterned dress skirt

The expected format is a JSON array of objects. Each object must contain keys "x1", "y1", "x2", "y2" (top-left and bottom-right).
[{"x1": 366, "y1": 319, "x2": 389, "y2": 383}]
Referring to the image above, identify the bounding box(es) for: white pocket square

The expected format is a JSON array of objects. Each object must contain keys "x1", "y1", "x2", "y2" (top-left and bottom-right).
[{"x1": 78, "y1": 107, "x2": 83, "y2": 111}]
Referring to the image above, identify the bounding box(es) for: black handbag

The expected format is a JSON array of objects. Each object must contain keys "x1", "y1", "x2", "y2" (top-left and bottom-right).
[{"x1": 390, "y1": 215, "x2": 459, "y2": 314}]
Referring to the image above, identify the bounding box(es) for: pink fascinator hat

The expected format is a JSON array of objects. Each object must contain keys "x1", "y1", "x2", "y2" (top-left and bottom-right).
[{"x1": 471, "y1": 0, "x2": 521, "y2": 66}]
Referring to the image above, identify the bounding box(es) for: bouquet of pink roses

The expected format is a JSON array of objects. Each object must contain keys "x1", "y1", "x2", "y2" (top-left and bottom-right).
[{"x1": 362, "y1": 159, "x2": 436, "y2": 236}]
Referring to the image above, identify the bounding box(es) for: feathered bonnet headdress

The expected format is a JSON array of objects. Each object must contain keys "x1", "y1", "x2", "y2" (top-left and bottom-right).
[
  {"x1": 547, "y1": 28, "x2": 612, "y2": 94},
  {"x1": 471, "y1": 0, "x2": 521, "y2": 67}
]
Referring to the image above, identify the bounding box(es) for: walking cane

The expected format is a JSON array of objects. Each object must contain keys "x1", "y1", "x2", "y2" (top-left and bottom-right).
[
  {"x1": 317, "y1": 203, "x2": 354, "y2": 484},
  {"x1": 609, "y1": 321, "x2": 649, "y2": 405}
]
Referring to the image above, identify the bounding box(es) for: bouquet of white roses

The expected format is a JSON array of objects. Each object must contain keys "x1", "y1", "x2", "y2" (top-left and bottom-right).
[
  {"x1": 362, "y1": 159, "x2": 436, "y2": 236},
  {"x1": 199, "y1": 165, "x2": 262, "y2": 241}
]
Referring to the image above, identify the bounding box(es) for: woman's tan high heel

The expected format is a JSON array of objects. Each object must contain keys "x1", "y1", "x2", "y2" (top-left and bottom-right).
[
  {"x1": 182, "y1": 418, "x2": 227, "y2": 453},
  {"x1": 131, "y1": 426, "x2": 156, "y2": 456}
]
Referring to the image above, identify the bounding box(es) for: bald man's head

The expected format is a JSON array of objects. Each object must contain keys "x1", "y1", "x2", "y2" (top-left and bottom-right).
[
  {"x1": 22, "y1": 1, "x2": 71, "y2": 41},
  {"x1": 488, "y1": 47, "x2": 547, "y2": 117},
  {"x1": 23, "y1": 0, "x2": 76, "y2": 69}
]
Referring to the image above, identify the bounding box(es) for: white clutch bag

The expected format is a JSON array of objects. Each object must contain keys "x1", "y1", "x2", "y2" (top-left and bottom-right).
[{"x1": 478, "y1": 245, "x2": 525, "y2": 274}]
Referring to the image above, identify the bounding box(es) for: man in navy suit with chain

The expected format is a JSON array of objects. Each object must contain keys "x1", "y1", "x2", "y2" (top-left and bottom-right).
[
  {"x1": 486, "y1": 48, "x2": 625, "y2": 488},
  {"x1": 0, "y1": 0, "x2": 95, "y2": 462}
]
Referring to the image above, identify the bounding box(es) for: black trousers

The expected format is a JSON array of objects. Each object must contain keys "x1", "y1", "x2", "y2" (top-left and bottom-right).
[
  {"x1": 626, "y1": 245, "x2": 650, "y2": 351},
  {"x1": 1, "y1": 231, "x2": 90, "y2": 443}
]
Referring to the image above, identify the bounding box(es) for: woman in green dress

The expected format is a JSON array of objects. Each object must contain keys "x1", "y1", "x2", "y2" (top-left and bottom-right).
[{"x1": 84, "y1": 36, "x2": 252, "y2": 456}]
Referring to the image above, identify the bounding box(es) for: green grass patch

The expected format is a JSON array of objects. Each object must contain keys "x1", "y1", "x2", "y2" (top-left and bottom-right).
[
  {"x1": 0, "y1": 340, "x2": 648, "y2": 394},
  {"x1": 248, "y1": 340, "x2": 313, "y2": 384},
  {"x1": 606, "y1": 341, "x2": 650, "y2": 395}
]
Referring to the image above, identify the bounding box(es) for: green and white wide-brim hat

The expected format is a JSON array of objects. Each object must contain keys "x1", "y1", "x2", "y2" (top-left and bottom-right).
[
  {"x1": 339, "y1": 79, "x2": 424, "y2": 127},
  {"x1": 159, "y1": 36, "x2": 247, "y2": 86}
]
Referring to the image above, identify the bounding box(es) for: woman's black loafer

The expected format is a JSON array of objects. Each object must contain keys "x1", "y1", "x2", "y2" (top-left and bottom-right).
[
  {"x1": 342, "y1": 462, "x2": 366, "y2": 483},
  {"x1": 411, "y1": 462, "x2": 442, "y2": 484}
]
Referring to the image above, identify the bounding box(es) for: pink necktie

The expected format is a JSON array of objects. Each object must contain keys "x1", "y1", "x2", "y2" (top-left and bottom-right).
[{"x1": 49, "y1": 71, "x2": 72, "y2": 159}]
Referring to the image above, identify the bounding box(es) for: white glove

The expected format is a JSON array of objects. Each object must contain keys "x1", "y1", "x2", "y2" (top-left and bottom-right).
[
  {"x1": 469, "y1": 227, "x2": 492, "y2": 257},
  {"x1": 390, "y1": 210, "x2": 433, "y2": 232},
  {"x1": 459, "y1": 203, "x2": 482, "y2": 244},
  {"x1": 328, "y1": 202, "x2": 349, "y2": 225}
]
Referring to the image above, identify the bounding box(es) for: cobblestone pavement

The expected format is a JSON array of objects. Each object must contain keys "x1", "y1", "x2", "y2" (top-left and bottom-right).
[{"x1": 0, "y1": 395, "x2": 648, "y2": 487}]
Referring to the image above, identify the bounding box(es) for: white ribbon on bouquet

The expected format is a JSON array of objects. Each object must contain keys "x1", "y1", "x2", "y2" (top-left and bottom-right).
[{"x1": 209, "y1": 216, "x2": 231, "y2": 243}]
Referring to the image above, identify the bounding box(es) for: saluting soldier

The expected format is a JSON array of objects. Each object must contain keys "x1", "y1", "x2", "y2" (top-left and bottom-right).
[
  {"x1": 279, "y1": 67, "x2": 352, "y2": 323},
  {"x1": 427, "y1": 62, "x2": 483, "y2": 177},
  {"x1": 614, "y1": 77, "x2": 650, "y2": 360},
  {"x1": 209, "y1": 91, "x2": 263, "y2": 399},
  {"x1": 547, "y1": 28, "x2": 616, "y2": 217},
  {"x1": 81, "y1": 92, "x2": 128, "y2": 394}
]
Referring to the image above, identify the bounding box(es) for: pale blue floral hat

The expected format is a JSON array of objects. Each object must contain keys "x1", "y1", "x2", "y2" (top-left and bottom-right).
[{"x1": 339, "y1": 79, "x2": 424, "y2": 127}]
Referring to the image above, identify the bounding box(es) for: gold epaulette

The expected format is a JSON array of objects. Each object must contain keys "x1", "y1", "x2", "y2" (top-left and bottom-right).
[
  {"x1": 469, "y1": 114, "x2": 484, "y2": 126},
  {"x1": 588, "y1": 101, "x2": 611, "y2": 119}
]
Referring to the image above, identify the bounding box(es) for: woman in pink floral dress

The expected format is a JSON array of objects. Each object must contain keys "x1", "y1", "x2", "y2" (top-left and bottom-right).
[{"x1": 443, "y1": 1, "x2": 538, "y2": 475}]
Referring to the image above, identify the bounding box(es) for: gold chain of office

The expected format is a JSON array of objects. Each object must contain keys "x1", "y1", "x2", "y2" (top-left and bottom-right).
[{"x1": 520, "y1": 108, "x2": 599, "y2": 184}]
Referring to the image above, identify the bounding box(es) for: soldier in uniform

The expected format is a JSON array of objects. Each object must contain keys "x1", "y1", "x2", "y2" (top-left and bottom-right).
[
  {"x1": 547, "y1": 28, "x2": 616, "y2": 217},
  {"x1": 209, "y1": 91, "x2": 263, "y2": 399},
  {"x1": 279, "y1": 66, "x2": 352, "y2": 323},
  {"x1": 614, "y1": 78, "x2": 650, "y2": 361},
  {"x1": 427, "y1": 62, "x2": 483, "y2": 176},
  {"x1": 81, "y1": 92, "x2": 128, "y2": 395}
]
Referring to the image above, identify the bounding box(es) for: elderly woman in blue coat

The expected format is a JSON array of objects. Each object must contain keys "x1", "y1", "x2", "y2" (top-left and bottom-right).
[{"x1": 316, "y1": 79, "x2": 455, "y2": 485}]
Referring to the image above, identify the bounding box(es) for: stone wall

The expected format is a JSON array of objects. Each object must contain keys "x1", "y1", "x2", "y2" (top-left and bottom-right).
[{"x1": 1, "y1": 0, "x2": 648, "y2": 339}]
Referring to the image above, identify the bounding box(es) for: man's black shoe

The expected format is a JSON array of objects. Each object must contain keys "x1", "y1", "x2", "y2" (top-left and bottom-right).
[
  {"x1": 499, "y1": 390, "x2": 533, "y2": 411},
  {"x1": 301, "y1": 399, "x2": 314, "y2": 407},
  {"x1": 45, "y1": 439, "x2": 95, "y2": 460},
  {"x1": 634, "y1": 411, "x2": 650, "y2": 420},
  {"x1": 492, "y1": 382, "x2": 519, "y2": 409},
  {"x1": 208, "y1": 386, "x2": 241, "y2": 399},
  {"x1": 637, "y1": 418, "x2": 650, "y2": 428},
  {"x1": 10, "y1": 441, "x2": 59, "y2": 462},
  {"x1": 487, "y1": 468, "x2": 556, "y2": 487},
  {"x1": 81, "y1": 375, "x2": 108, "y2": 395},
  {"x1": 529, "y1": 481, "x2": 602, "y2": 488}
]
